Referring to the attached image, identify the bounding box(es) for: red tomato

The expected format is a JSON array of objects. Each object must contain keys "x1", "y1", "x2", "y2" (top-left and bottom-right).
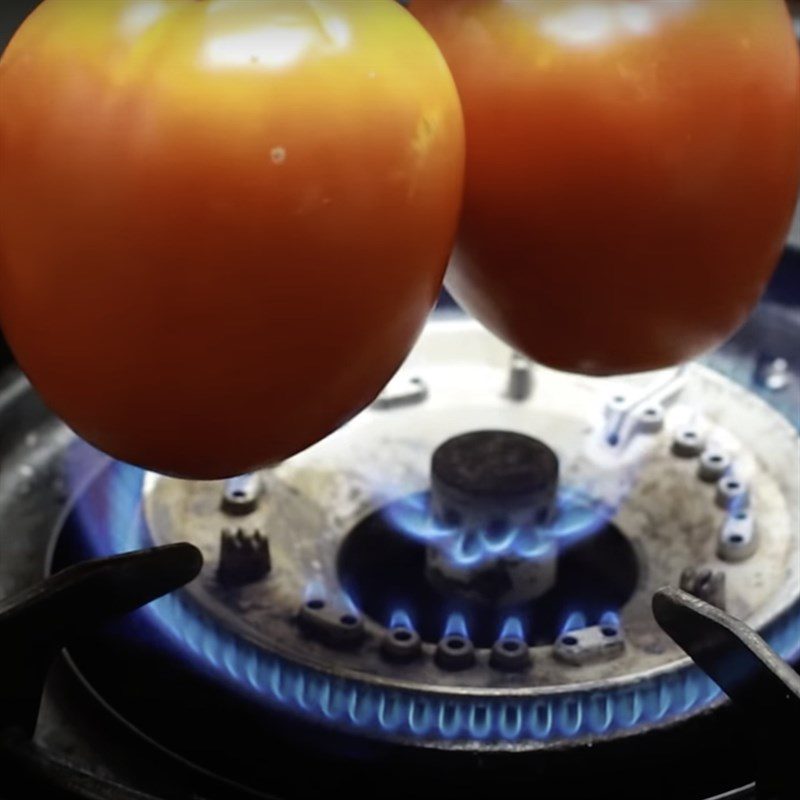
[
  {"x1": 412, "y1": 0, "x2": 800, "y2": 375},
  {"x1": 0, "y1": 0, "x2": 464, "y2": 478}
]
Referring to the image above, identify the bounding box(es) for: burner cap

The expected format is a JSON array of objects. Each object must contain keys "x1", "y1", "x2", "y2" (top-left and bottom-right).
[
  {"x1": 430, "y1": 430, "x2": 559, "y2": 536},
  {"x1": 432, "y1": 430, "x2": 559, "y2": 498},
  {"x1": 426, "y1": 431, "x2": 561, "y2": 605}
]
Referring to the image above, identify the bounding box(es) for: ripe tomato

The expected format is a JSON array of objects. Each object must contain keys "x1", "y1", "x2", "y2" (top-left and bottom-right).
[
  {"x1": 0, "y1": 0, "x2": 464, "y2": 478},
  {"x1": 412, "y1": 0, "x2": 800, "y2": 375}
]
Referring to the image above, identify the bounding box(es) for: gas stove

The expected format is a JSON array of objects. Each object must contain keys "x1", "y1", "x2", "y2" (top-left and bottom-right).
[{"x1": 1, "y1": 252, "x2": 799, "y2": 800}]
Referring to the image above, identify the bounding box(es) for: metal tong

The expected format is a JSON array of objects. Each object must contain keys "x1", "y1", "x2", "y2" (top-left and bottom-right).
[{"x1": 653, "y1": 587, "x2": 800, "y2": 800}]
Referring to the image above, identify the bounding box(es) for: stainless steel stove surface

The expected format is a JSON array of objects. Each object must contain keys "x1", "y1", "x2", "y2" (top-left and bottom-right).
[{"x1": 1, "y1": 251, "x2": 799, "y2": 800}]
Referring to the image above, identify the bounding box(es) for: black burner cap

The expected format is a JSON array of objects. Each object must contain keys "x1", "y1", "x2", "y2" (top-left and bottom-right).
[{"x1": 431, "y1": 430, "x2": 559, "y2": 498}]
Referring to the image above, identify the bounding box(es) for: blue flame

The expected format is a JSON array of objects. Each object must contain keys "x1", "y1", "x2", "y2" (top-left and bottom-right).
[
  {"x1": 453, "y1": 531, "x2": 483, "y2": 565},
  {"x1": 390, "y1": 609, "x2": 414, "y2": 630},
  {"x1": 500, "y1": 616, "x2": 525, "y2": 641},
  {"x1": 304, "y1": 578, "x2": 326, "y2": 603},
  {"x1": 481, "y1": 525, "x2": 517, "y2": 554},
  {"x1": 444, "y1": 612, "x2": 469, "y2": 638},
  {"x1": 561, "y1": 611, "x2": 587, "y2": 634},
  {"x1": 342, "y1": 592, "x2": 359, "y2": 613},
  {"x1": 511, "y1": 528, "x2": 550, "y2": 558},
  {"x1": 65, "y1": 445, "x2": 800, "y2": 746},
  {"x1": 600, "y1": 611, "x2": 620, "y2": 633},
  {"x1": 547, "y1": 488, "x2": 615, "y2": 546},
  {"x1": 382, "y1": 492, "x2": 451, "y2": 542},
  {"x1": 383, "y1": 488, "x2": 615, "y2": 574}
]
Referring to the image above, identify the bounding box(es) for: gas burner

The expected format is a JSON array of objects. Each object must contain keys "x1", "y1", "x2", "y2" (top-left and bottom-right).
[
  {"x1": 55, "y1": 318, "x2": 800, "y2": 752},
  {"x1": 425, "y1": 430, "x2": 560, "y2": 605}
]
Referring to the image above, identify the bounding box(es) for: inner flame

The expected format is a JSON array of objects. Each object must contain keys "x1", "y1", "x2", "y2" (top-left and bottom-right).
[
  {"x1": 390, "y1": 609, "x2": 414, "y2": 630},
  {"x1": 600, "y1": 611, "x2": 621, "y2": 632},
  {"x1": 444, "y1": 612, "x2": 469, "y2": 639},
  {"x1": 561, "y1": 611, "x2": 588, "y2": 635},
  {"x1": 500, "y1": 616, "x2": 525, "y2": 641}
]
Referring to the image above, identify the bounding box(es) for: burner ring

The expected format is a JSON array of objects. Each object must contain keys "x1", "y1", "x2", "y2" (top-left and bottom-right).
[
  {"x1": 58, "y1": 472, "x2": 800, "y2": 748},
  {"x1": 56, "y1": 319, "x2": 800, "y2": 749}
]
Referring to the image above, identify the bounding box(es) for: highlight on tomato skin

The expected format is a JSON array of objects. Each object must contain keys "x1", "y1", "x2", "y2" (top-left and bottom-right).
[
  {"x1": 0, "y1": 0, "x2": 466, "y2": 479},
  {"x1": 411, "y1": 0, "x2": 800, "y2": 376}
]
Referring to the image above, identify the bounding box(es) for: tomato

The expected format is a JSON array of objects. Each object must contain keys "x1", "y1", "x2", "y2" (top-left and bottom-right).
[
  {"x1": 411, "y1": 0, "x2": 800, "y2": 375},
  {"x1": 0, "y1": 0, "x2": 464, "y2": 478}
]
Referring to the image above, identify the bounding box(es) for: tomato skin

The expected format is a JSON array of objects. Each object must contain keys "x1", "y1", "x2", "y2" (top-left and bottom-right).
[
  {"x1": 0, "y1": 0, "x2": 464, "y2": 478},
  {"x1": 412, "y1": 0, "x2": 800, "y2": 375}
]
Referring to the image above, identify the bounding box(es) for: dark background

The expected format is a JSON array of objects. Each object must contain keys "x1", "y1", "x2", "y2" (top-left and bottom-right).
[{"x1": 0, "y1": 0, "x2": 38, "y2": 55}]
